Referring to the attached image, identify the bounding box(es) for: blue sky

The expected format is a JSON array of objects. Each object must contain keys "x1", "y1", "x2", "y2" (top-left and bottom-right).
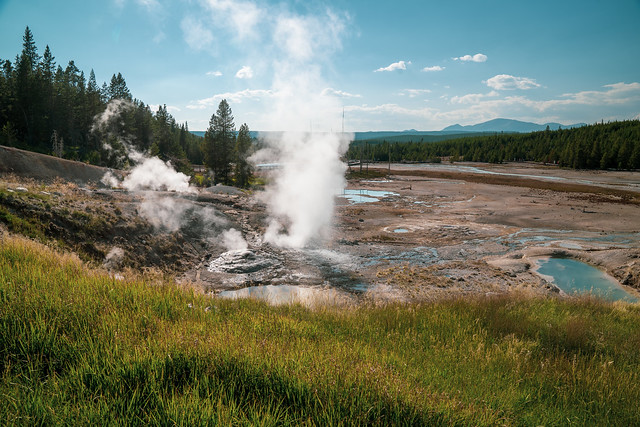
[{"x1": 1, "y1": 0, "x2": 639, "y2": 131}]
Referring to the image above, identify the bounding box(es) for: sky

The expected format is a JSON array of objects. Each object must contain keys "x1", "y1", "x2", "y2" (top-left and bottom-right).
[{"x1": 1, "y1": 0, "x2": 639, "y2": 132}]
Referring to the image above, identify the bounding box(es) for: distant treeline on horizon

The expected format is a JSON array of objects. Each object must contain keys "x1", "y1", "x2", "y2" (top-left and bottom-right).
[{"x1": 347, "y1": 120, "x2": 640, "y2": 170}]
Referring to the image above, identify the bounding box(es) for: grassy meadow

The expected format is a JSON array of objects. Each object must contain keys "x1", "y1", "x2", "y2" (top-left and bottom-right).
[{"x1": 1, "y1": 233, "x2": 640, "y2": 425}]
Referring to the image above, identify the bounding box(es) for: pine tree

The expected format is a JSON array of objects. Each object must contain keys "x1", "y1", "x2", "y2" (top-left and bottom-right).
[
  {"x1": 108, "y1": 72, "x2": 131, "y2": 100},
  {"x1": 204, "y1": 99, "x2": 235, "y2": 185},
  {"x1": 234, "y1": 123, "x2": 253, "y2": 188},
  {"x1": 14, "y1": 26, "x2": 40, "y2": 146},
  {"x1": 40, "y1": 45, "x2": 55, "y2": 79}
]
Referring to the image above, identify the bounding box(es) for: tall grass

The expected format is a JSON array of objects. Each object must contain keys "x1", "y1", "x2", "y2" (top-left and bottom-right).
[{"x1": 1, "y1": 233, "x2": 639, "y2": 425}]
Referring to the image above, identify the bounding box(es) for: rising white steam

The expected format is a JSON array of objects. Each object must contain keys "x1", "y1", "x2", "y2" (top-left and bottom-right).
[
  {"x1": 222, "y1": 228, "x2": 249, "y2": 251},
  {"x1": 121, "y1": 157, "x2": 194, "y2": 193},
  {"x1": 260, "y1": 131, "x2": 349, "y2": 248},
  {"x1": 101, "y1": 170, "x2": 121, "y2": 188},
  {"x1": 91, "y1": 99, "x2": 136, "y2": 162},
  {"x1": 94, "y1": 100, "x2": 247, "y2": 249},
  {"x1": 255, "y1": 8, "x2": 352, "y2": 248},
  {"x1": 91, "y1": 99, "x2": 132, "y2": 133},
  {"x1": 139, "y1": 195, "x2": 190, "y2": 232}
]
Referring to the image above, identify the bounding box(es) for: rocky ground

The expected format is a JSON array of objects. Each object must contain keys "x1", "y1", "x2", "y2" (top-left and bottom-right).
[{"x1": 2, "y1": 146, "x2": 639, "y2": 304}]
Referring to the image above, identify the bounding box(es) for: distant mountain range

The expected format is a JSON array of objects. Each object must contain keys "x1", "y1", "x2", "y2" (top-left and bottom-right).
[
  {"x1": 190, "y1": 118, "x2": 587, "y2": 140},
  {"x1": 442, "y1": 118, "x2": 587, "y2": 133}
]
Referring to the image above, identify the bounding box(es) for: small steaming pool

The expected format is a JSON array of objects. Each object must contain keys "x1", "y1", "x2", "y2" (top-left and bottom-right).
[
  {"x1": 339, "y1": 189, "x2": 398, "y2": 204},
  {"x1": 536, "y1": 258, "x2": 638, "y2": 303}
]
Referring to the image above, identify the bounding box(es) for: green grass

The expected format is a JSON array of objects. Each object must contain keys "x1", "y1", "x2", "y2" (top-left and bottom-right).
[{"x1": 1, "y1": 234, "x2": 640, "y2": 425}]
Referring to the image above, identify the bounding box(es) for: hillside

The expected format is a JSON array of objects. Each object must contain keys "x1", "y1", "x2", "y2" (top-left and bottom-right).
[
  {"x1": 0, "y1": 145, "x2": 119, "y2": 184},
  {"x1": 443, "y1": 118, "x2": 587, "y2": 133},
  {"x1": 189, "y1": 118, "x2": 587, "y2": 144},
  {"x1": 2, "y1": 233, "x2": 640, "y2": 424}
]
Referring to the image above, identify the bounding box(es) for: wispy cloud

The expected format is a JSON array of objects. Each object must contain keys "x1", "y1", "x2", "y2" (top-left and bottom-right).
[
  {"x1": 137, "y1": 0, "x2": 160, "y2": 9},
  {"x1": 453, "y1": 53, "x2": 487, "y2": 63},
  {"x1": 199, "y1": 0, "x2": 263, "y2": 41},
  {"x1": 206, "y1": 70, "x2": 223, "y2": 77},
  {"x1": 152, "y1": 31, "x2": 166, "y2": 43},
  {"x1": 181, "y1": 16, "x2": 214, "y2": 50},
  {"x1": 345, "y1": 82, "x2": 640, "y2": 130},
  {"x1": 485, "y1": 74, "x2": 540, "y2": 90},
  {"x1": 187, "y1": 88, "x2": 273, "y2": 109},
  {"x1": 541, "y1": 82, "x2": 640, "y2": 108},
  {"x1": 235, "y1": 65, "x2": 253, "y2": 79},
  {"x1": 374, "y1": 60, "x2": 410, "y2": 72},
  {"x1": 422, "y1": 65, "x2": 445, "y2": 72},
  {"x1": 450, "y1": 91, "x2": 499, "y2": 104},
  {"x1": 321, "y1": 88, "x2": 361, "y2": 98},
  {"x1": 399, "y1": 89, "x2": 432, "y2": 98},
  {"x1": 345, "y1": 103, "x2": 435, "y2": 118}
]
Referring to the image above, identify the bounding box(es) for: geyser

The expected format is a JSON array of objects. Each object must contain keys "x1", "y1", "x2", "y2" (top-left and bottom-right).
[{"x1": 260, "y1": 131, "x2": 349, "y2": 248}]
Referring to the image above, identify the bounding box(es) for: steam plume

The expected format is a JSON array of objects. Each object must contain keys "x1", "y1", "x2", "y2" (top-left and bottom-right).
[
  {"x1": 94, "y1": 100, "x2": 247, "y2": 249},
  {"x1": 250, "y1": 5, "x2": 352, "y2": 248}
]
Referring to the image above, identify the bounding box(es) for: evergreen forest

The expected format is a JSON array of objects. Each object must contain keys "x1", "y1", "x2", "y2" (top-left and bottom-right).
[
  {"x1": 0, "y1": 27, "x2": 223, "y2": 178},
  {"x1": 348, "y1": 120, "x2": 640, "y2": 170}
]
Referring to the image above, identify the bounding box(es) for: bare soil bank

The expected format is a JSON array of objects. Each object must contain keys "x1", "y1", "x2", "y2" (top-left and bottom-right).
[{"x1": 0, "y1": 145, "x2": 119, "y2": 184}]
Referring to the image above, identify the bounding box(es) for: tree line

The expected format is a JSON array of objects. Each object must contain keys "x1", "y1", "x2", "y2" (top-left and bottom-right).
[
  {"x1": 348, "y1": 120, "x2": 640, "y2": 170},
  {"x1": 0, "y1": 27, "x2": 253, "y2": 187}
]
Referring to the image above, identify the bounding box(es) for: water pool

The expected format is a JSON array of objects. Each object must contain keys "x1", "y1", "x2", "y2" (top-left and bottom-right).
[
  {"x1": 536, "y1": 258, "x2": 637, "y2": 303},
  {"x1": 339, "y1": 189, "x2": 398, "y2": 204}
]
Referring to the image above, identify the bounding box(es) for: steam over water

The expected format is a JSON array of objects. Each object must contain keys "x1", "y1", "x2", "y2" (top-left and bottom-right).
[
  {"x1": 250, "y1": 7, "x2": 352, "y2": 248},
  {"x1": 261, "y1": 131, "x2": 349, "y2": 248},
  {"x1": 98, "y1": 2, "x2": 356, "y2": 295}
]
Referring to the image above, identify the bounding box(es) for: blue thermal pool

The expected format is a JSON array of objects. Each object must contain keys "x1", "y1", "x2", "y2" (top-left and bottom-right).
[
  {"x1": 339, "y1": 189, "x2": 398, "y2": 204},
  {"x1": 536, "y1": 258, "x2": 637, "y2": 303}
]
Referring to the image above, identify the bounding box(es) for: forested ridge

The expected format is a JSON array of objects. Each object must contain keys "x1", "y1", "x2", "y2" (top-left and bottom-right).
[
  {"x1": 349, "y1": 120, "x2": 640, "y2": 170},
  {"x1": 0, "y1": 27, "x2": 204, "y2": 173}
]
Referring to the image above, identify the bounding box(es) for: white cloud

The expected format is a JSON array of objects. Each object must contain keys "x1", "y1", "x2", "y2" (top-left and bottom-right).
[
  {"x1": 206, "y1": 70, "x2": 223, "y2": 77},
  {"x1": 181, "y1": 16, "x2": 214, "y2": 51},
  {"x1": 541, "y1": 82, "x2": 640, "y2": 108},
  {"x1": 274, "y1": 11, "x2": 347, "y2": 62},
  {"x1": 374, "y1": 60, "x2": 410, "y2": 72},
  {"x1": 321, "y1": 88, "x2": 361, "y2": 98},
  {"x1": 187, "y1": 88, "x2": 273, "y2": 109},
  {"x1": 345, "y1": 103, "x2": 435, "y2": 118},
  {"x1": 485, "y1": 74, "x2": 541, "y2": 90},
  {"x1": 235, "y1": 65, "x2": 253, "y2": 79},
  {"x1": 453, "y1": 53, "x2": 487, "y2": 63},
  {"x1": 399, "y1": 89, "x2": 432, "y2": 98},
  {"x1": 450, "y1": 91, "x2": 499, "y2": 104},
  {"x1": 422, "y1": 65, "x2": 445, "y2": 72},
  {"x1": 344, "y1": 82, "x2": 640, "y2": 130},
  {"x1": 200, "y1": 0, "x2": 263, "y2": 41}
]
